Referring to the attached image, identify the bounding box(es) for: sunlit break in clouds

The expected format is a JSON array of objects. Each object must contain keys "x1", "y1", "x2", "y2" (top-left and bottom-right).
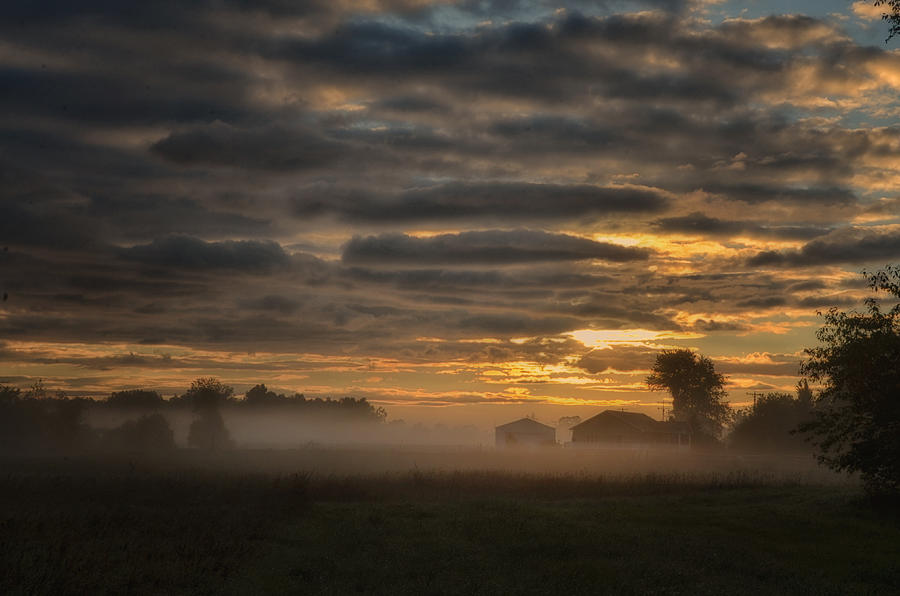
[{"x1": 3, "y1": 0, "x2": 900, "y2": 425}]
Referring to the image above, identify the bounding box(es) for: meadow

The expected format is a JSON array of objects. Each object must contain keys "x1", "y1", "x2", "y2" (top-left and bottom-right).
[{"x1": 1, "y1": 448, "x2": 897, "y2": 595}]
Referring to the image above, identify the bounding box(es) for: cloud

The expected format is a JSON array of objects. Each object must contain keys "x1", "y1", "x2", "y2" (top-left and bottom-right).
[
  {"x1": 457, "y1": 314, "x2": 583, "y2": 336},
  {"x1": 120, "y1": 236, "x2": 290, "y2": 271},
  {"x1": 342, "y1": 230, "x2": 651, "y2": 265},
  {"x1": 295, "y1": 182, "x2": 669, "y2": 223},
  {"x1": 653, "y1": 211, "x2": 830, "y2": 240},
  {"x1": 852, "y1": 1, "x2": 886, "y2": 21},
  {"x1": 152, "y1": 122, "x2": 347, "y2": 170},
  {"x1": 576, "y1": 345, "x2": 658, "y2": 374},
  {"x1": 747, "y1": 228, "x2": 900, "y2": 267},
  {"x1": 4, "y1": 0, "x2": 900, "y2": 405},
  {"x1": 705, "y1": 185, "x2": 857, "y2": 206},
  {"x1": 718, "y1": 15, "x2": 841, "y2": 49},
  {"x1": 714, "y1": 353, "x2": 801, "y2": 377}
]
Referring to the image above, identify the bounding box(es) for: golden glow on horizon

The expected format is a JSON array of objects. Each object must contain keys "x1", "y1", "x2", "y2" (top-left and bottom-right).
[{"x1": 567, "y1": 328, "x2": 704, "y2": 348}]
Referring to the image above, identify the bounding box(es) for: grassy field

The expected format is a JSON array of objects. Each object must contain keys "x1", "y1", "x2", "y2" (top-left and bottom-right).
[{"x1": 1, "y1": 451, "x2": 897, "y2": 595}]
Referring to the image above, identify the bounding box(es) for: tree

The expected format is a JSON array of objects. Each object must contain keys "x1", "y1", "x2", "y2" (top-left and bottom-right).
[
  {"x1": 185, "y1": 377, "x2": 233, "y2": 450},
  {"x1": 729, "y1": 383, "x2": 814, "y2": 452},
  {"x1": 106, "y1": 389, "x2": 164, "y2": 408},
  {"x1": 799, "y1": 266, "x2": 900, "y2": 494},
  {"x1": 874, "y1": 1, "x2": 900, "y2": 42},
  {"x1": 646, "y1": 349, "x2": 732, "y2": 442},
  {"x1": 244, "y1": 383, "x2": 280, "y2": 406},
  {"x1": 185, "y1": 377, "x2": 233, "y2": 410}
]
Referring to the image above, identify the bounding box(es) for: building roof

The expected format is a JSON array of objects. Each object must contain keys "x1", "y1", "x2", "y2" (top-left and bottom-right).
[
  {"x1": 570, "y1": 410, "x2": 690, "y2": 434},
  {"x1": 495, "y1": 417, "x2": 555, "y2": 432}
]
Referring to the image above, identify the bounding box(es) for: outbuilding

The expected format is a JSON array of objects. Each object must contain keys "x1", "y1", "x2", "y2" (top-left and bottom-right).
[
  {"x1": 570, "y1": 410, "x2": 691, "y2": 448},
  {"x1": 495, "y1": 417, "x2": 556, "y2": 447}
]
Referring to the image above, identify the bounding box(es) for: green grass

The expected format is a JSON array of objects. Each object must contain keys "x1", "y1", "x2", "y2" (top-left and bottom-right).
[
  {"x1": 235, "y1": 484, "x2": 899, "y2": 595},
  {"x1": 1, "y1": 454, "x2": 897, "y2": 595},
  {"x1": 0, "y1": 460, "x2": 309, "y2": 595}
]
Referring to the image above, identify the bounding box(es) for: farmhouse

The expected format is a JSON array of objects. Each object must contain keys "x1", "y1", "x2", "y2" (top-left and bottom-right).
[
  {"x1": 570, "y1": 410, "x2": 691, "y2": 448},
  {"x1": 495, "y1": 417, "x2": 556, "y2": 447}
]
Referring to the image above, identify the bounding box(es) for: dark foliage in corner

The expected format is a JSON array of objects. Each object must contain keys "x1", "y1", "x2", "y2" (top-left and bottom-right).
[
  {"x1": 800, "y1": 266, "x2": 900, "y2": 494},
  {"x1": 874, "y1": 0, "x2": 900, "y2": 42}
]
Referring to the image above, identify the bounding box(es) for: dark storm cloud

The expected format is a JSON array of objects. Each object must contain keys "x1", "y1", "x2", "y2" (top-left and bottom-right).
[
  {"x1": 294, "y1": 182, "x2": 668, "y2": 222},
  {"x1": 748, "y1": 229, "x2": 900, "y2": 268},
  {"x1": 120, "y1": 236, "x2": 290, "y2": 271},
  {"x1": 342, "y1": 230, "x2": 650, "y2": 265}
]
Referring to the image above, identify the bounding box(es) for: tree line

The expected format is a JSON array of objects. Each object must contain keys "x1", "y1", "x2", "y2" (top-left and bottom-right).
[{"x1": 0, "y1": 378, "x2": 387, "y2": 454}]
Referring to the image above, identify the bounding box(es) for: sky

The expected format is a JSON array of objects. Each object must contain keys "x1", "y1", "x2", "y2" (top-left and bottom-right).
[{"x1": 2, "y1": 0, "x2": 900, "y2": 427}]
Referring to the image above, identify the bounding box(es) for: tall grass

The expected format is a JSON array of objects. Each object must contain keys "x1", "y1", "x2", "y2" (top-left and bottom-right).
[{"x1": 0, "y1": 451, "x2": 862, "y2": 595}]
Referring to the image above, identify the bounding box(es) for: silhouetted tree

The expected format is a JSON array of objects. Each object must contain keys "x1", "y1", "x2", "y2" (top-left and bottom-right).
[
  {"x1": 239, "y1": 385, "x2": 385, "y2": 421},
  {"x1": 0, "y1": 384, "x2": 20, "y2": 405},
  {"x1": 730, "y1": 384, "x2": 814, "y2": 452},
  {"x1": 186, "y1": 377, "x2": 233, "y2": 410},
  {"x1": 106, "y1": 389, "x2": 165, "y2": 408},
  {"x1": 0, "y1": 385, "x2": 28, "y2": 450},
  {"x1": 799, "y1": 266, "x2": 900, "y2": 494},
  {"x1": 185, "y1": 378, "x2": 233, "y2": 451},
  {"x1": 0, "y1": 384, "x2": 94, "y2": 452},
  {"x1": 646, "y1": 349, "x2": 732, "y2": 442},
  {"x1": 244, "y1": 383, "x2": 280, "y2": 406}
]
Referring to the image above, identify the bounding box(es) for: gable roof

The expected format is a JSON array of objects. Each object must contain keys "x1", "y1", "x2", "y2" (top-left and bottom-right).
[
  {"x1": 570, "y1": 410, "x2": 691, "y2": 434},
  {"x1": 570, "y1": 410, "x2": 658, "y2": 432},
  {"x1": 495, "y1": 417, "x2": 555, "y2": 432}
]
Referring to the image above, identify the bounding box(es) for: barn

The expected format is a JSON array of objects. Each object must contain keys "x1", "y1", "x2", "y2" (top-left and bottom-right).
[
  {"x1": 495, "y1": 417, "x2": 556, "y2": 447},
  {"x1": 570, "y1": 410, "x2": 691, "y2": 448}
]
